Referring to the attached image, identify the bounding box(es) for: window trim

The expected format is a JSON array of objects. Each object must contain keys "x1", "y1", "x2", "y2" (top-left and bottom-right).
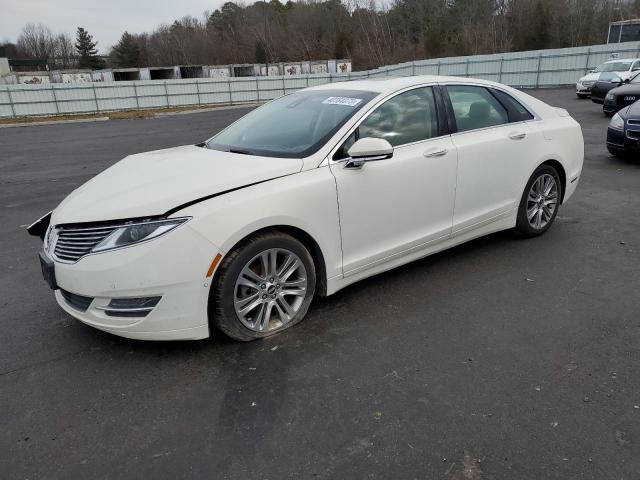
[
  {"x1": 441, "y1": 83, "x2": 540, "y2": 136},
  {"x1": 328, "y1": 83, "x2": 449, "y2": 163}
]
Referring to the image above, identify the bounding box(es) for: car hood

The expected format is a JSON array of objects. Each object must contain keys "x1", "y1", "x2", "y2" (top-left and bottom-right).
[
  {"x1": 610, "y1": 83, "x2": 640, "y2": 96},
  {"x1": 52, "y1": 145, "x2": 303, "y2": 224},
  {"x1": 622, "y1": 99, "x2": 640, "y2": 116},
  {"x1": 579, "y1": 72, "x2": 601, "y2": 82}
]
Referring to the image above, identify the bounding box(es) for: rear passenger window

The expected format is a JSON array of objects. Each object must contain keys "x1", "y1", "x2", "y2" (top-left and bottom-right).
[
  {"x1": 447, "y1": 85, "x2": 508, "y2": 133},
  {"x1": 491, "y1": 89, "x2": 534, "y2": 122}
]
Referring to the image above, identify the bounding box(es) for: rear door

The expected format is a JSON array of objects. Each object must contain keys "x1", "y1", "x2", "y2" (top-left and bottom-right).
[{"x1": 443, "y1": 84, "x2": 540, "y2": 235}]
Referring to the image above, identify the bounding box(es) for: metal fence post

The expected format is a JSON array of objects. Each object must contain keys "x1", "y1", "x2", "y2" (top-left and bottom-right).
[
  {"x1": 255, "y1": 77, "x2": 260, "y2": 103},
  {"x1": 535, "y1": 52, "x2": 543, "y2": 88},
  {"x1": 412, "y1": 61, "x2": 415, "y2": 76},
  {"x1": 437, "y1": 61, "x2": 441, "y2": 75},
  {"x1": 6, "y1": 87, "x2": 16, "y2": 118},
  {"x1": 498, "y1": 56, "x2": 504, "y2": 83},
  {"x1": 282, "y1": 76, "x2": 286, "y2": 94},
  {"x1": 132, "y1": 83, "x2": 140, "y2": 109},
  {"x1": 195, "y1": 80, "x2": 202, "y2": 105},
  {"x1": 465, "y1": 58, "x2": 470, "y2": 77},
  {"x1": 91, "y1": 83, "x2": 100, "y2": 113},
  {"x1": 51, "y1": 85, "x2": 60, "y2": 114},
  {"x1": 227, "y1": 78, "x2": 232, "y2": 105},
  {"x1": 584, "y1": 48, "x2": 591, "y2": 74},
  {"x1": 164, "y1": 81, "x2": 170, "y2": 108}
]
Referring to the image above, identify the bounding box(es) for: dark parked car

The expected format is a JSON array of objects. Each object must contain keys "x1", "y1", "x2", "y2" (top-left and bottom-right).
[
  {"x1": 606, "y1": 100, "x2": 640, "y2": 158},
  {"x1": 591, "y1": 72, "x2": 637, "y2": 113},
  {"x1": 602, "y1": 73, "x2": 640, "y2": 115}
]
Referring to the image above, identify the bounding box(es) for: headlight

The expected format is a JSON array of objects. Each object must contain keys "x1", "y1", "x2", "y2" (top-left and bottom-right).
[
  {"x1": 609, "y1": 113, "x2": 625, "y2": 131},
  {"x1": 606, "y1": 92, "x2": 615, "y2": 100},
  {"x1": 92, "y1": 217, "x2": 190, "y2": 253}
]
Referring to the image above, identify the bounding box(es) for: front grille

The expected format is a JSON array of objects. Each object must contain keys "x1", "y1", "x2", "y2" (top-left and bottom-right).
[
  {"x1": 60, "y1": 289, "x2": 94, "y2": 312},
  {"x1": 628, "y1": 119, "x2": 640, "y2": 126},
  {"x1": 627, "y1": 130, "x2": 640, "y2": 141},
  {"x1": 53, "y1": 225, "x2": 118, "y2": 263}
]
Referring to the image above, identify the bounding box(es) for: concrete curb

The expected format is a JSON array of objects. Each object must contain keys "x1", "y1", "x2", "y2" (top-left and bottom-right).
[
  {"x1": 0, "y1": 117, "x2": 110, "y2": 128},
  {"x1": 153, "y1": 104, "x2": 260, "y2": 117}
]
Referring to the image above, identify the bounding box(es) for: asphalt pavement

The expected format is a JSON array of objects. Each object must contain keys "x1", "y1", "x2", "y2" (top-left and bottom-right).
[{"x1": 1, "y1": 89, "x2": 639, "y2": 479}]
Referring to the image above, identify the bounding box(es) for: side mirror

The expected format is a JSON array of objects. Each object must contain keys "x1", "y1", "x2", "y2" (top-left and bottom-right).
[{"x1": 345, "y1": 137, "x2": 393, "y2": 169}]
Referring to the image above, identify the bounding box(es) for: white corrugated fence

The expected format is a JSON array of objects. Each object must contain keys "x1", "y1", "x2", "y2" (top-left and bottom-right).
[{"x1": 1, "y1": 41, "x2": 639, "y2": 118}]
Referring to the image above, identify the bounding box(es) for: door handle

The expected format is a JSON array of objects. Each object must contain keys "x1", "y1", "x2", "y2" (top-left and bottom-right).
[
  {"x1": 423, "y1": 147, "x2": 448, "y2": 158},
  {"x1": 509, "y1": 131, "x2": 527, "y2": 140}
]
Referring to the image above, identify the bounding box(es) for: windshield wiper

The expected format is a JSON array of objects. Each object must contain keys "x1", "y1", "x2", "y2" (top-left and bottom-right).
[{"x1": 228, "y1": 147, "x2": 253, "y2": 155}]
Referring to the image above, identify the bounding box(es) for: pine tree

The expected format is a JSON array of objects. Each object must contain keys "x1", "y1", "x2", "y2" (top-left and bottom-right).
[
  {"x1": 75, "y1": 27, "x2": 105, "y2": 69},
  {"x1": 111, "y1": 32, "x2": 141, "y2": 68}
]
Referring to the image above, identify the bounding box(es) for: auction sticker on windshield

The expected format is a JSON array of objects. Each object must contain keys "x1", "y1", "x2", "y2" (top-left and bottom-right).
[{"x1": 322, "y1": 97, "x2": 363, "y2": 107}]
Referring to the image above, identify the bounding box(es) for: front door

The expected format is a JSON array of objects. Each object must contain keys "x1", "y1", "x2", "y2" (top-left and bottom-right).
[{"x1": 329, "y1": 86, "x2": 458, "y2": 276}]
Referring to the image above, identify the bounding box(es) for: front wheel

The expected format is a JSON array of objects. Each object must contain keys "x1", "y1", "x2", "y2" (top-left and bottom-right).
[
  {"x1": 210, "y1": 232, "x2": 316, "y2": 341},
  {"x1": 515, "y1": 165, "x2": 562, "y2": 237}
]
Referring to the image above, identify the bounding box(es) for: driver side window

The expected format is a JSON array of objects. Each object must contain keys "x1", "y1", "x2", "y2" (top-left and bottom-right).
[
  {"x1": 633, "y1": 61, "x2": 640, "y2": 72},
  {"x1": 333, "y1": 86, "x2": 439, "y2": 160}
]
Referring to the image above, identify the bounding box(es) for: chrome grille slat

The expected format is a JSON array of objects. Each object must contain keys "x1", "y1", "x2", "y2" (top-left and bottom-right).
[
  {"x1": 58, "y1": 233, "x2": 112, "y2": 239},
  {"x1": 54, "y1": 225, "x2": 117, "y2": 262},
  {"x1": 56, "y1": 239, "x2": 100, "y2": 246},
  {"x1": 55, "y1": 246, "x2": 93, "y2": 253}
]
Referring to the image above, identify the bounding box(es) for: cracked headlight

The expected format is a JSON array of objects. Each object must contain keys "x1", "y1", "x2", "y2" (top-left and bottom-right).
[{"x1": 92, "y1": 217, "x2": 190, "y2": 253}]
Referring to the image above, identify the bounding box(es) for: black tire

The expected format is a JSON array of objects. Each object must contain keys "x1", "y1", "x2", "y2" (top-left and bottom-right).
[
  {"x1": 210, "y1": 231, "x2": 316, "y2": 341},
  {"x1": 604, "y1": 111, "x2": 615, "y2": 117},
  {"x1": 515, "y1": 165, "x2": 562, "y2": 237},
  {"x1": 576, "y1": 93, "x2": 589, "y2": 99}
]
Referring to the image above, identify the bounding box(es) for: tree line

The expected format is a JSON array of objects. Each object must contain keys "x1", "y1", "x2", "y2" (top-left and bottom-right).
[{"x1": 3, "y1": 0, "x2": 640, "y2": 72}]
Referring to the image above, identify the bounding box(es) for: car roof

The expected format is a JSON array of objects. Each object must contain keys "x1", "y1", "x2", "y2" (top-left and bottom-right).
[{"x1": 303, "y1": 75, "x2": 505, "y2": 95}]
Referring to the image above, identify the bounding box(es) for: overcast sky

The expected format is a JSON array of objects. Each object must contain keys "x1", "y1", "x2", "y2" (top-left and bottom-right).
[{"x1": 1, "y1": 0, "x2": 223, "y2": 53}]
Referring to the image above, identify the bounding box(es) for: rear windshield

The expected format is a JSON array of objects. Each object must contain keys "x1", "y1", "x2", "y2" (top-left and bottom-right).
[{"x1": 207, "y1": 89, "x2": 377, "y2": 158}]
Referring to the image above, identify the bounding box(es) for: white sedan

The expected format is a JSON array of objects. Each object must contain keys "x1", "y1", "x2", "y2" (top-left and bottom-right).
[
  {"x1": 29, "y1": 76, "x2": 584, "y2": 341},
  {"x1": 576, "y1": 58, "x2": 640, "y2": 98}
]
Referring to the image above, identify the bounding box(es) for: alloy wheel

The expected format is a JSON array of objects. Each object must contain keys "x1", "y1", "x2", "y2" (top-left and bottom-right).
[
  {"x1": 233, "y1": 248, "x2": 308, "y2": 332},
  {"x1": 526, "y1": 173, "x2": 558, "y2": 230}
]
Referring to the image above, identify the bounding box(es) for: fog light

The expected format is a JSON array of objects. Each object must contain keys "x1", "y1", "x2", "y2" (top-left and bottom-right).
[{"x1": 96, "y1": 296, "x2": 161, "y2": 317}]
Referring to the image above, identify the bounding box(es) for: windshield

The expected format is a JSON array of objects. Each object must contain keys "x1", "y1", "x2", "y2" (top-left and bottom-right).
[
  {"x1": 207, "y1": 89, "x2": 377, "y2": 158},
  {"x1": 599, "y1": 72, "x2": 623, "y2": 83},
  {"x1": 595, "y1": 61, "x2": 632, "y2": 72}
]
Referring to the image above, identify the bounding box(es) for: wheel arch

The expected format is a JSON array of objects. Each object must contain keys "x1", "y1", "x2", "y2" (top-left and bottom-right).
[
  {"x1": 213, "y1": 224, "x2": 328, "y2": 298},
  {"x1": 538, "y1": 159, "x2": 567, "y2": 204}
]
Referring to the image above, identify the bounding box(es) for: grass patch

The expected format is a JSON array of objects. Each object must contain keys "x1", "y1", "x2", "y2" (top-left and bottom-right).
[{"x1": 0, "y1": 103, "x2": 251, "y2": 126}]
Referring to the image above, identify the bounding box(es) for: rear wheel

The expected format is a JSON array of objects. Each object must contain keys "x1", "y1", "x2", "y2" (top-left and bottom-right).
[
  {"x1": 210, "y1": 232, "x2": 316, "y2": 341},
  {"x1": 515, "y1": 165, "x2": 562, "y2": 237}
]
